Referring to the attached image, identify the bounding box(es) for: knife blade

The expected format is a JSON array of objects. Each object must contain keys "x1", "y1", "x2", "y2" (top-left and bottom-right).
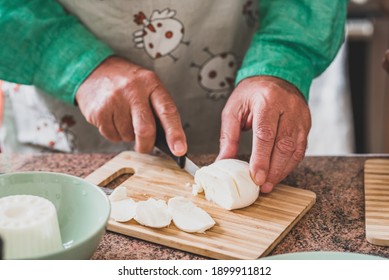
[{"x1": 154, "y1": 119, "x2": 199, "y2": 176}]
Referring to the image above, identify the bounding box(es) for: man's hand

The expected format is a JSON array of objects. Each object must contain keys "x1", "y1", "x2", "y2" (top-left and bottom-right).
[
  {"x1": 75, "y1": 56, "x2": 187, "y2": 156},
  {"x1": 217, "y1": 76, "x2": 311, "y2": 193}
]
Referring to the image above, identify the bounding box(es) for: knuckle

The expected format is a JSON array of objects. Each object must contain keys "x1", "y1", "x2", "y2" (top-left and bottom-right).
[
  {"x1": 276, "y1": 137, "x2": 296, "y2": 154},
  {"x1": 134, "y1": 124, "x2": 154, "y2": 138},
  {"x1": 221, "y1": 106, "x2": 233, "y2": 120},
  {"x1": 89, "y1": 107, "x2": 106, "y2": 126},
  {"x1": 143, "y1": 69, "x2": 158, "y2": 80},
  {"x1": 119, "y1": 127, "x2": 135, "y2": 142},
  {"x1": 255, "y1": 124, "x2": 276, "y2": 143},
  {"x1": 293, "y1": 147, "x2": 306, "y2": 162},
  {"x1": 99, "y1": 126, "x2": 120, "y2": 143},
  {"x1": 112, "y1": 87, "x2": 126, "y2": 100},
  {"x1": 139, "y1": 69, "x2": 159, "y2": 82},
  {"x1": 159, "y1": 101, "x2": 179, "y2": 117}
]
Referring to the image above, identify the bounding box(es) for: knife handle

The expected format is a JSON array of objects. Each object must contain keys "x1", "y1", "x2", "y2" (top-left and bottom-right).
[{"x1": 155, "y1": 119, "x2": 186, "y2": 168}]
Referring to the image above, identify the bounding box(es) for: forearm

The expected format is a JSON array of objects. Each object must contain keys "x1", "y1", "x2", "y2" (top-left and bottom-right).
[
  {"x1": 0, "y1": 0, "x2": 114, "y2": 104},
  {"x1": 236, "y1": 0, "x2": 348, "y2": 100}
]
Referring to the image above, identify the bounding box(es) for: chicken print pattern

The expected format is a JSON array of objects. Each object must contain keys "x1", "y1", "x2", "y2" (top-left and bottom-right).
[
  {"x1": 34, "y1": 114, "x2": 76, "y2": 152},
  {"x1": 191, "y1": 48, "x2": 239, "y2": 100},
  {"x1": 133, "y1": 9, "x2": 188, "y2": 61}
]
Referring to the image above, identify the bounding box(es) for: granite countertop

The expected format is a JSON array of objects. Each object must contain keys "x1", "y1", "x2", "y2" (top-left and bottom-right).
[{"x1": 1, "y1": 153, "x2": 389, "y2": 259}]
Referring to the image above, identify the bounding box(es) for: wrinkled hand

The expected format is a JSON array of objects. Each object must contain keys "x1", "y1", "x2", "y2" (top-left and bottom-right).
[
  {"x1": 217, "y1": 76, "x2": 311, "y2": 193},
  {"x1": 76, "y1": 56, "x2": 187, "y2": 156}
]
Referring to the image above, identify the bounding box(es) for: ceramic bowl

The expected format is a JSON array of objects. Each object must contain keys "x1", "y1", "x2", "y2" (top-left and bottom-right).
[{"x1": 0, "y1": 171, "x2": 110, "y2": 260}]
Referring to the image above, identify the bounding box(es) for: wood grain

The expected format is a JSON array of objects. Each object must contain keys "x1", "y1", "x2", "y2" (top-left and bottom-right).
[
  {"x1": 365, "y1": 159, "x2": 389, "y2": 246},
  {"x1": 85, "y1": 151, "x2": 316, "y2": 259}
]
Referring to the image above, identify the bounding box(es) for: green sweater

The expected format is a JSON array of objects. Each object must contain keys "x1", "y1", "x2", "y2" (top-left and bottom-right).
[{"x1": 0, "y1": 0, "x2": 347, "y2": 104}]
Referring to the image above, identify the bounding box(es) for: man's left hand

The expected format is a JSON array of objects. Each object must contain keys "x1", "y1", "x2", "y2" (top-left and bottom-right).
[{"x1": 217, "y1": 76, "x2": 311, "y2": 193}]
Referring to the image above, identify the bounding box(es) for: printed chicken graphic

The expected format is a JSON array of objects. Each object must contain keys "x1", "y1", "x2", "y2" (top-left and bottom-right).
[
  {"x1": 191, "y1": 48, "x2": 239, "y2": 99},
  {"x1": 133, "y1": 9, "x2": 187, "y2": 60},
  {"x1": 34, "y1": 114, "x2": 76, "y2": 152}
]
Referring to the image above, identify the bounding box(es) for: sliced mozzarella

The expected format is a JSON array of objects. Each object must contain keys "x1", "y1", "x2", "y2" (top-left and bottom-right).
[
  {"x1": 134, "y1": 198, "x2": 171, "y2": 228},
  {"x1": 110, "y1": 198, "x2": 137, "y2": 222},
  {"x1": 192, "y1": 183, "x2": 203, "y2": 196},
  {"x1": 194, "y1": 159, "x2": 260, "y2": 210},
  {"x1": 168, "y1": 196, "x2": 215, "y2": 233},
  {"x1": 109, "y1": 186, "x2": 128, "y2": 202}
]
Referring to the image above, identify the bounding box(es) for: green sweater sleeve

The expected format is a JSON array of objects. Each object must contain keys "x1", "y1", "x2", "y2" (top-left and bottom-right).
[
  {"x1": 236, "y1": 0, "x2": 348, "y2": 100},
  {"x1": 0, "y1": 0, "x2": 114, "y2": 104}
]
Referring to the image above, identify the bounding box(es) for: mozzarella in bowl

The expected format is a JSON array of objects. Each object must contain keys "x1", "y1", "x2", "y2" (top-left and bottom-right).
[{"x1": 0, "y1": 195, "x2": 63, "y2": 259}]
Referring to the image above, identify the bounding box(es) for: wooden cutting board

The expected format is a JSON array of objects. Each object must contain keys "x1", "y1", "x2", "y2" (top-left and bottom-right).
[
  {"x1": 364, "y1": 159, "x2": 389, "y2": 246},
  {"x1": 85, "y1": 151, "x2": 316, "y2": 259}
]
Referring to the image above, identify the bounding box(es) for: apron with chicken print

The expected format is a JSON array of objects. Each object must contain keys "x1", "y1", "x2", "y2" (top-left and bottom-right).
[{"x1": 0, "y1": 0, "x2": 258, "y2": 154}]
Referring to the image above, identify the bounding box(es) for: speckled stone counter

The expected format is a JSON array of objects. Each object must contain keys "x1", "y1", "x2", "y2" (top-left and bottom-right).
[{"x1": 1, "y1": 153, "x2": 389, "y2": 259}]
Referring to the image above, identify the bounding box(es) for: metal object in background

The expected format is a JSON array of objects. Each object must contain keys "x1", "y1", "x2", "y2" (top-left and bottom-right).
[{"x1": 346, "y1": 19, "x2": 374, "y2": 40}]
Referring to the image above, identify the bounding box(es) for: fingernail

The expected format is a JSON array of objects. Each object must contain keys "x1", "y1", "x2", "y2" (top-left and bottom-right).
[
  {"x1": 254, "y1": 170, "x2": 266, "y2": 185},
  {"x1": 173, "y1": 141, "x2": 186, "y2": 155},
  {"x1": 261, "y1": 182, "x2": 274, "y2": 193}
]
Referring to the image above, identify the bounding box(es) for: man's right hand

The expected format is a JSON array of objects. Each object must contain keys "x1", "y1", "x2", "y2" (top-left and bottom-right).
[{"x1": 75, "y1": 56, "x2": 187, "y2": 156}]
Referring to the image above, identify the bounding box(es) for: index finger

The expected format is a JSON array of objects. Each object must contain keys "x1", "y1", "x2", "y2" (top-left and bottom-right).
[
  {"x1": 217, "y1": 104, "x2": 242, "y2": 161},
  {"x1": 131, "y1": 98, "x2": 156, "y2": 153},
  {"x1": 150, "y1": 85, "x2": 187, "y2": 156},
  {"x1": 250, "y1": 107, "x2": 279, "y2": 186}
]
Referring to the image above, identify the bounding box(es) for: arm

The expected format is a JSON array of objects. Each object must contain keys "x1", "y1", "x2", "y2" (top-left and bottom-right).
[
  {"x1": 236, "y1": 0, "x2": 347, "y2": 100},
  {"x1": 219, "y1": 0, "x2": 347, "y2": 192},
  {"x1": 0, "y1": 0, "x2": 187, "y2": 155},
  {"x1": 0, "y1": 0, "x2": 113, "y2": 104}
]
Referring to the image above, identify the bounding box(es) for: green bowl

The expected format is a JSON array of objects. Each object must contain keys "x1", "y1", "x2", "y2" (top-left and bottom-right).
[{"x1": 0, "y1": 171, "x2": 110, "y2": 260}]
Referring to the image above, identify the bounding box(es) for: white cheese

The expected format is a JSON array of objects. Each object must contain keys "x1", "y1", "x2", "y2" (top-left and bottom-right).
[
  {"x1": 168, "y1": 196, "x2": 215, "y2": 233},
  {"x1": 109, "y1": 186, "x2": 137, "y2": 222},
  {"x1": 110, "y1": 199, "x2": 137, "y2": 222},
  {"x1": 0, "y1": 195, "x2": 63, "y2": 259},
  {"x1": 134, "y1": 198, "x2": 172, "y2": 228},
  {"x1": 109, "y1": 186, "x2": 128, "y2": 202},
  {"x1": 194, "y1": 159, "x2": 260, "y2": 210}
]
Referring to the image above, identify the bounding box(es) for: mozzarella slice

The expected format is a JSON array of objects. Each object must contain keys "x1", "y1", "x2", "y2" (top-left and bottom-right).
[
  {"x1": 168, "y1": 196, "x2": 215, "y2": 233},
  {"x1": 134, "y1": 198, "x2": 171, "y2": 228},
  {"x1": 110, "y1": 198, "x2": 137, "y2": 222},
  {"x1": 194, "y1": 159, "x2": 260, "y2": 210},
  {"x1": 109, "y1": 186, "x2": 128, "y2": 202}
]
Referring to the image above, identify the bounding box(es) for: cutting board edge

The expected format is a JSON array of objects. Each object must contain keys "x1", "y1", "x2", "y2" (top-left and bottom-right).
[
  {"x1": 365, "y1": 233, "x2": 389, "y2": 246},
  {"x1": 364, "y1": 158, "x2": 389, "y2": 247},
  {"x1": 260, "y1": 193, "x2": 316, "y2": 258},
  {"x1": 106, "y1": 223, "x2": 253, "y2": 260}
]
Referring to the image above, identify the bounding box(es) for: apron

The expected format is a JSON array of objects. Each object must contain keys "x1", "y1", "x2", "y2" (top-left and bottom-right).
[{"x1": 0, "y1": 0, "x2": 258, "y2": 154}]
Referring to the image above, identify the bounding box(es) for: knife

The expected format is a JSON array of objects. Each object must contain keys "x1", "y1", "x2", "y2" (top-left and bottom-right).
[{"x1": 154, "y1": 119, "x2": 199, "y2": 176}]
